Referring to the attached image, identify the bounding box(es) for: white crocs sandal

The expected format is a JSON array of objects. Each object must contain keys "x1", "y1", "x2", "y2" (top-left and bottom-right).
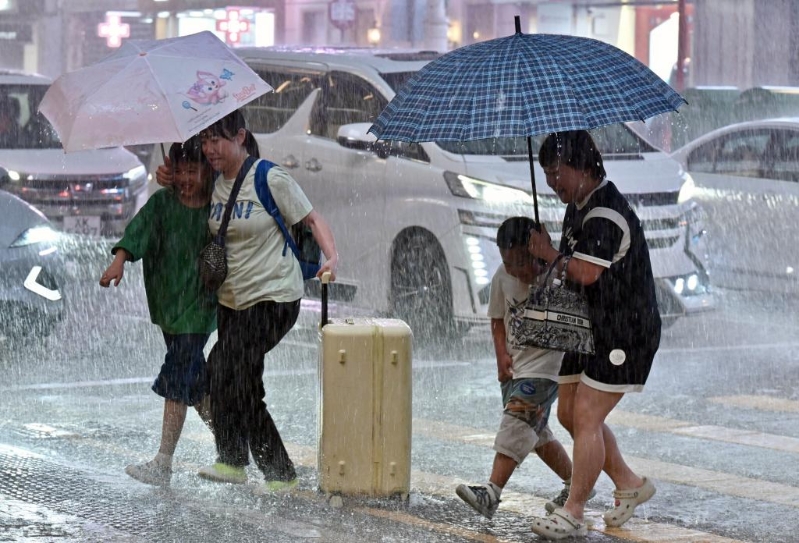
[
  {"x1": 531, "y1": 508, "x2": 587, "y2": 540},
  {"x1": 603, "y1": 476, "x2": 656, "y2": 527}
]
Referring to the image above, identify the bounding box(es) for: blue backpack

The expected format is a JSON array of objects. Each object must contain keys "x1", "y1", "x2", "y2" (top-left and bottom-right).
[{"x1": 253, "y1": 160, "x2": 322, "y2": 281}]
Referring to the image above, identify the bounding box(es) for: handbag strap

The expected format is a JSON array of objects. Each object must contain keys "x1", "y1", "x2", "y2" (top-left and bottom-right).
[
  {"x1": 542, "y1": 253, "x2": 566, "y2": 286},
  {"x1": 217, "y1": 155, "x2": 258, "y2": 240},
  {"x1": 560, "y1": 255, "x2": 573, "y2": 283}
]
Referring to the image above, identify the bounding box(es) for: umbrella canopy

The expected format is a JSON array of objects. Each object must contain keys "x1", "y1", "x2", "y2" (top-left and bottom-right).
[
  {"x1": 369, "y1": 21, "x2": 684, "y2": 142},
  {"x1": 369, "y1": 17, "x2": 685, "y2": 222},
  {"x1": 40, "y1": 31, "x2": 273, "y2": 153}
]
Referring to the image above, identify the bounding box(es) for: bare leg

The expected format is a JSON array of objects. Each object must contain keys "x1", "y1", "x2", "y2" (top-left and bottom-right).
[
  {"x1": 488, "y1": 453, "x2": 518, "y2": 488},
  {"x1": 534, "y1": 439, "x2": 573, "y2": 482},
  {"x1": 556, "y1": 382, "x2": 578, "y2": 437},
  {"x1": 158, "y1": 399, "x2": 189, "y2": 457},
  {"x1": 562, "y1": 384, "x2": 626, "y2": 521},
  {"x1": 600, "y1": 422, "x2": 644, "y2": 490}
]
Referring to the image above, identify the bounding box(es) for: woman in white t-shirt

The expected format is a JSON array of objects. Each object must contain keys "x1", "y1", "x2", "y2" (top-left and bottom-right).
[{"x1": 157, "y1": 109, "x2": 338, "y2": 492}]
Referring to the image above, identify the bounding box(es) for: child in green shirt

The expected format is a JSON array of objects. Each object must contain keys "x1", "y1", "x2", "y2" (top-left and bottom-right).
[{"x1": 100, "y1": 136, "x2": 216, "y2": 486}]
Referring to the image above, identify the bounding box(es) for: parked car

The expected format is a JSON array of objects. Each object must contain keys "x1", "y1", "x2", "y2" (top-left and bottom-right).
[
  {"x1": 0, "y1": 188, "x2": 66, "y2": 341},
  {"x1": 0, "y1": 70, "x2": 148, "y2": 238},
  {"x1": 641, "y1": 85, "x2": 799, "y2": 152},
  {"x1": 671, "y1": 117, "x2": 799, "y2": 293},
  {"x1": 145, "y1": 48, "x2": 712, "y2": 335}
]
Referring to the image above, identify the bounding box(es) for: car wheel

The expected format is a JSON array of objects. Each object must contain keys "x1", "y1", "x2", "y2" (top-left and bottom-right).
[{"x1": 391, "y1": 230, "x2": 454, "y2": 343}]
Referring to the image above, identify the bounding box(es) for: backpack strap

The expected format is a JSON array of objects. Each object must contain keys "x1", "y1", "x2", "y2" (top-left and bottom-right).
[{"x1": 253, "y1": 159, "x2": 301, "y2": 260}]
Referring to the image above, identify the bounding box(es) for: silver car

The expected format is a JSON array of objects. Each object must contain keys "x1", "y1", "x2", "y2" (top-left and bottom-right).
[
  {"x1": 671, "y1": 117, "x2": 799, "y2": 293},
  {"x1": 0, "y1": 188, "x2": 66, "y2": 341},
  {"x1": 0, "y1": 70, "x2": 148, "y2": 238}
]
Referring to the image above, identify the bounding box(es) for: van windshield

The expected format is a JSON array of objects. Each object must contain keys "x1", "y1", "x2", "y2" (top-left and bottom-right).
[
  {"x1": 379, "y1": 72, "x2": 656, "y2": 157},
  {"x1": 0, "y1": 84, "x2": 61, "y2": 150}
]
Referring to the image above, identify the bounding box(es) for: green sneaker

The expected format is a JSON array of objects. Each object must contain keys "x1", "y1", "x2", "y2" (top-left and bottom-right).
[
  {"x1": 198, "y1": 463, "x2": 247, "y2": 484},
  {"x1": 254, "y1": 478, "x2": 298, "y2": 495}
]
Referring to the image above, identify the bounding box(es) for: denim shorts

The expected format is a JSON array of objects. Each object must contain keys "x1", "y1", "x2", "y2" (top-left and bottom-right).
[
  {"x1": 493, "y1": 377, "x2": 559, "y2": 464},
  {"x1": 151, "y1": 332, "x2": 210, "y2": 406}
]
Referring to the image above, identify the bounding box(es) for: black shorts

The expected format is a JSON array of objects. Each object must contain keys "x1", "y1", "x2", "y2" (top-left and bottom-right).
[
  {"x1": 560, "y1": 331, "x2": 660, "y2": 392},
  {"x1": 152, "y1": 332, "x2": 210, "y2": 406}
]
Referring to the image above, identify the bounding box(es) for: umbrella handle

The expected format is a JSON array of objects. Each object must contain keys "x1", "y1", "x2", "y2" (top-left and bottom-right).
[{"x1": 526, "y1": 136, "x2": 540, "y2": 226}]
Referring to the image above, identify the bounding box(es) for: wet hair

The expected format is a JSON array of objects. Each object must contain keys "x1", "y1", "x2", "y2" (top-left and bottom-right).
[
  {"x1": 168, "y1": 135, "x2": 207, "y2": 167},
  {"x1": 496, "y1": 216, "x2": 537, "y2": 249},
  {"x1": 199, "y1": 109, "x2": 260, "y2": 158},
  {"x1": 538, "y1": 130, "x2": 606, "y2": 181}
]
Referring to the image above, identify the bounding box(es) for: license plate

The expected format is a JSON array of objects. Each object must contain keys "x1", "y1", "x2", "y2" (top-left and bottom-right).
[{"x1": 63, "y1": 216, "x2": 102, "y2": 236}]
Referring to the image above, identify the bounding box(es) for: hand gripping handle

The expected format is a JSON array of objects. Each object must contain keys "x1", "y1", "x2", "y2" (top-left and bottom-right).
[{"x1": 320, "y1": 271, "x2": 331, "y2": 328}]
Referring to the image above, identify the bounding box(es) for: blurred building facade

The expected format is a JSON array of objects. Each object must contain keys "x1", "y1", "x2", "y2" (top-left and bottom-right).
[{"x1": 0, "y1": 0, "x2": 796, "y2": 90}]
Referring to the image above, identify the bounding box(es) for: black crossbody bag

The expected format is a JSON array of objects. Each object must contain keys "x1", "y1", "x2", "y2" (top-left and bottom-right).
[{"x1": 198, "y1": 156, "x2": 257, "y2": 291}]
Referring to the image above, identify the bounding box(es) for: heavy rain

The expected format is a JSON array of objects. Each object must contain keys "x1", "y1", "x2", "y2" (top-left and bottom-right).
[{"x1": 1, "y1": 1, "x2": 798, "y2": 542}]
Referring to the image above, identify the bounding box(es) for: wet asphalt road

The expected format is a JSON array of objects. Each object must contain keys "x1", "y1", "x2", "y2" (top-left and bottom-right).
[{"x1": 1, "y1": 240, "x2": 799, "y2": 542}]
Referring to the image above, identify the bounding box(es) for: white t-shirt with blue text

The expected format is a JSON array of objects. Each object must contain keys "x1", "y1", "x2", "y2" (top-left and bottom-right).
[{"x1": 209, "y1": 160, "x2": 313, "y2": 310}]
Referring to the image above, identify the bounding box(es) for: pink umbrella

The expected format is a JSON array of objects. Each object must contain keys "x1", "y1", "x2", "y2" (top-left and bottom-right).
[{"x1": 40, "y1": 31, "x2": 272, "y2": 153}]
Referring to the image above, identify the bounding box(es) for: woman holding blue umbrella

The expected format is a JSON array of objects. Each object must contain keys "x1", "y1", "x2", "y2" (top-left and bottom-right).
[{"x1": 526, "y1": 131, "x2": 660, "y2": 539}]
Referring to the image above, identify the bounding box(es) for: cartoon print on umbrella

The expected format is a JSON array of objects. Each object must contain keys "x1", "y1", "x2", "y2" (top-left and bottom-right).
[
  {"x1": 185, "y1": 70, "x2": 229, "y2": 106},
  {"x1": 40, "y1": 31, "x2": 273, "y2": 152}
]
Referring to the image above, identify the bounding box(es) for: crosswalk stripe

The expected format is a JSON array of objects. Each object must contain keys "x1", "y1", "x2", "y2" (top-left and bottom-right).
[
  {"x1": 413, "y1": 418, "x2": 799, "y2": 510},
  {"x1": 607, "y1": 409, "x2": 799, "y2": 454},
  {"x1": 708, "y1": 395, "x2": 799, "y2": 413}
]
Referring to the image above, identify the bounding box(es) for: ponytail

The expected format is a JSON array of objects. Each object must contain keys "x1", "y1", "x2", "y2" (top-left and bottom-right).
[{"x1": 243, "y1": 129, "x2": 260, "y2": 159}]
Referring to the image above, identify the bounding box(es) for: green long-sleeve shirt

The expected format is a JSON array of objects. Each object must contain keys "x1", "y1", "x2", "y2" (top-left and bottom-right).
[{"x1": 113, "y1": 188, "x2": 216, "y2": 335}]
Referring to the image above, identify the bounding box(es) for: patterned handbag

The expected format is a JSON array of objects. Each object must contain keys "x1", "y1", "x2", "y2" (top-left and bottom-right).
[
  {"x1": 198, "y1": 156, "x2": 257, "y2": 291},
  {"x1": 198, "y1": 234, "x2": 228, "y2": 292},
  {"x1": 511, "y1": 255, "x2": 595, "y2": 355}
]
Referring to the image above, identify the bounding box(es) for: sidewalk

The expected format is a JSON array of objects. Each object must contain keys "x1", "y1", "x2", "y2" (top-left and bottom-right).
[{"x1": 0, "y1": 440, "x2": 641, "y2": 543}]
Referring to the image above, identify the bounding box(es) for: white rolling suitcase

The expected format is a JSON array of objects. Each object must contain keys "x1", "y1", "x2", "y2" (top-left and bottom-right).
[{"x1": 317, "y1": 273, "x2": 413, "y2": 498}]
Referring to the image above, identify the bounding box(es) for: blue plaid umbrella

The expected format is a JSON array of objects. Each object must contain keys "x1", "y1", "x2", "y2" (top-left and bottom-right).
[{"x1": 369, "y1": 16, "x2": 685, "y2": 222}]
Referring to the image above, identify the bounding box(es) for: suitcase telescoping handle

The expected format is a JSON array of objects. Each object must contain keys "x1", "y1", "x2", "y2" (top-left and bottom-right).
[{"x1": 320, "y1": 271, "x2": 331, "y2": 328}]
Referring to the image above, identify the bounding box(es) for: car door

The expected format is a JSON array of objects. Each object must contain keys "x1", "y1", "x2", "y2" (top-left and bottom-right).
[
  {"x1": 298, "y1": 70, "x2": 390, "y2": 303},
  {"x1": 687, "y1": 127, "x2": 799, "y2": 282}
]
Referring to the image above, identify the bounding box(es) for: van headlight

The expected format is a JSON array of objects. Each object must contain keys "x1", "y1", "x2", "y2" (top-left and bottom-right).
[
  {"x1": 444, "y1": 171, "x2": 533, "y2": 204},
  {"x1": 0, "y1": 169, "x2": 22, "y2": 186},
  {"x1": 124, "y1": 165, "x2": 147, "y2": 188},
  {"x1": 678, "y1": 172, "x2": 695, "y2": 204},
  {"x1": 669, "y1": 272, "x2": 708, "y2": 296}
]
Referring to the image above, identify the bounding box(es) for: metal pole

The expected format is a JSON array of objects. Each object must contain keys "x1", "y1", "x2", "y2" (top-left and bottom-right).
[
  {"x1": 676, "y1": 0, "x2": 687, "y2": 91},
  {"x1": 527, "y1": 136, "x2": 540, "y2": 226}
]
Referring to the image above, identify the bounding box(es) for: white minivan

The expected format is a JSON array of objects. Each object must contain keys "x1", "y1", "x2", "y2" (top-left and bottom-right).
[{"x1": 233, "y1": 47, "x2": 714, "y2": 336}]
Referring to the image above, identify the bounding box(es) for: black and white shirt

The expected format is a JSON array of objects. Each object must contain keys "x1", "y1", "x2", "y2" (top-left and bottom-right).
[{"x1": 559, "y1": 180, "x2": 661, "y2": 356}]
